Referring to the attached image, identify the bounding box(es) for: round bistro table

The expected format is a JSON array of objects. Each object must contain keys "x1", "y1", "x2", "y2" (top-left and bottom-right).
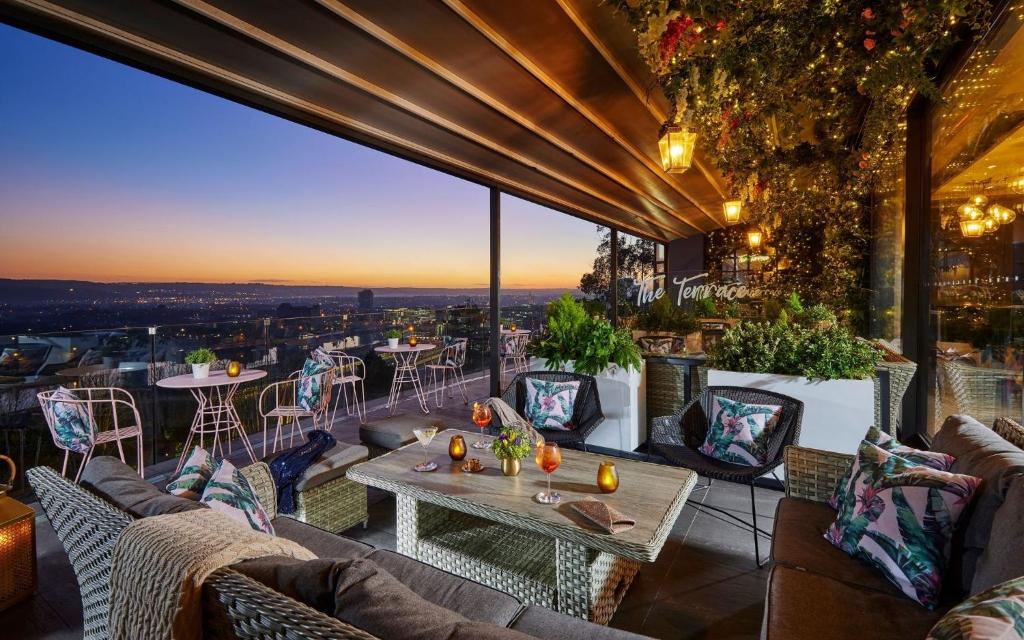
[
  {"x1": 374, "y1": 343, "x2": 436, "y2": 415},
  {"x1": 156, "y1": 368, "x2": 267, "y2": 473}
]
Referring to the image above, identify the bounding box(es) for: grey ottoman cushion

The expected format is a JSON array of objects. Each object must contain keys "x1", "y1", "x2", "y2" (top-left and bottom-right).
[
  {"x1": 360, "y1": 413, "x2": 445, "y2": 451},
  {"x1": 80, "y1": 456, "x2": 205, "y2": 518},
  {"x1": 970, "y1": 475, "x2": 1024, "y2": 594},
  {"x1": 272, "y1": 517, "x2": 374, "y2": 559},
  {"x1": 295, "y1": 442, "x2": 368, "y2": 492},
  {"x1": 932, "y1": 414, "x2": 1024, "y2": 596},
  {"x1": 511, "y1": 605, "x2": 649, "y2": 640}
]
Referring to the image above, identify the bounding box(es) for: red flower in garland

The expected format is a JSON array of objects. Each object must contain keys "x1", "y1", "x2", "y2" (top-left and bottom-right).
[
  {"x1": 659, "y1": 15, "x2": 693, "y2": 63},
  {"x1": 861, "y1": 8, "x2": 875, "y2": 21},
  {"x1": 863, "y1": 37, "x2": 876, "y2": 51}
]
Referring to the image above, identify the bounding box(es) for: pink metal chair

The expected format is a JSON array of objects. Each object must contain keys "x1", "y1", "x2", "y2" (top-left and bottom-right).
[
  {"x1": 500, "y1": 332, "x2": 531, "y2": 388},
  {"x1": 258, "y1": 367, "x2": 336, "y2": 456},
  {"x1": 37, "y1": 387, "x2": 145, "y2": 482},
  {"x1": 426, "y1": 338, "x2": 469, "y2": 408},
  {"x1": 325, "y1": 349, "x2": 367, "y2": 426}
]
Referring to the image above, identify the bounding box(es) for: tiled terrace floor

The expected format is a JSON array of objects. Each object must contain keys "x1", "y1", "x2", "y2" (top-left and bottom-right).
[{"x1": 4, "y1": 373, "x2": 781, "y2": 639}]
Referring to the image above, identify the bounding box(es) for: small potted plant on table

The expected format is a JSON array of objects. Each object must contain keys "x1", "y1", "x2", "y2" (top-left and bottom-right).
[
  {"x1": 185, "y1": 348, "x2": 217, "y2": 379},
  {"x1": 385, "y1": 329, "x2": 401, "y2": 349},
  {"x1": 491, "y1": 427, "x2": 531, "y2": 476}
]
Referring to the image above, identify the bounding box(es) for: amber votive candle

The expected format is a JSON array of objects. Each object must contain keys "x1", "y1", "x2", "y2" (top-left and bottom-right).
[
  {"x1": 448, "y1": 434, "x2": 467, "y2": 461},
  {"x1": 408, "y1": 335, "x2": 418, "y2": 347},
  {"x1": 226, "y1": 361, "x2": 242, "y2": 377},
  {"x1": 597, "y1": 461, "x2": 619, "y2": 493}
]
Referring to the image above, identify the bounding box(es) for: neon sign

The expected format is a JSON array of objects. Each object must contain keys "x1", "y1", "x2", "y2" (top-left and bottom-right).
[{"x1": 634, "y1": 274, "x2": 759, "y2": 306}]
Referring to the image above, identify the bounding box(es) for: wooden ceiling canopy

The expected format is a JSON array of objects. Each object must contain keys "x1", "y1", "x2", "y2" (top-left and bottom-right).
[{"x1": 0, "y1": 0, "x2": 728, "y2": 241}]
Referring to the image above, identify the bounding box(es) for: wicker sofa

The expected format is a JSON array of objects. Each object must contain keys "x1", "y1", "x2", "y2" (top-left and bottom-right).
[
  {"x1": 762, "y1": 414, "x2": 1024, "y2": 639},
  {"x1": 28, "y1": 457, "x2": 649, "y2": 640}
]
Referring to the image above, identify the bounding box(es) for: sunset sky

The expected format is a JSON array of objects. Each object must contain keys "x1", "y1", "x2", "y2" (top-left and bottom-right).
[{"x1": 0, "y1": 24, "x2": 602, "y2": 290}]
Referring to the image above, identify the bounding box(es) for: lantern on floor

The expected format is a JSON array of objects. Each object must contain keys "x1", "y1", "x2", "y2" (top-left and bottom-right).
[
  {"x1": 747, "y1": 228, "x2": 764, "y2": 251},
  {"x1": 723, "y1": 200, "x2": 743, "y2": 224},
  {"x1": 657, "y1": 125, "x2": 697, "y2": 173},
  {"x1": 988, "y1": 203, "x2": 1016, "y2": 225},
  {"x1": 0, "y1": 456, "x2": 35, "y2": 612}
]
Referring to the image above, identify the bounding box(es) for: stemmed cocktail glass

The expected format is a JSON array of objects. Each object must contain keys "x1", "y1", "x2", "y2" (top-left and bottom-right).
[
  {"x1": 534, "y1": 442, "x2": 562, "y2": 504},
  {"x1": 471, "y1": 402, "x2": 492, "y2": 449},
  {"x1": 412, "y1": 427, "x2": 438, "y2": 472}
]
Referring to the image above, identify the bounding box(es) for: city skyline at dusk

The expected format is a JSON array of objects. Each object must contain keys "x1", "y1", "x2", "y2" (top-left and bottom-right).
[{"x1": 0, "y1": 24, "x2": 601, "y2": 290}]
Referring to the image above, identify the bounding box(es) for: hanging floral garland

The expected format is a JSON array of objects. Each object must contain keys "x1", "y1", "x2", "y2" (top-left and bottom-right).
[{"x1": 614, "y1": 0, "x2": 990, "y2": 311}]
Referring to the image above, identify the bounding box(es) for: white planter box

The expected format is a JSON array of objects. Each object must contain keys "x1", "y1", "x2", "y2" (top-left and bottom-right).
[
  {"x1": 707, "y1": 369, "x2": 874, "y2": 460},
  {"x1": 531, "y1": 357, "x2": 646, "y2": 452}
]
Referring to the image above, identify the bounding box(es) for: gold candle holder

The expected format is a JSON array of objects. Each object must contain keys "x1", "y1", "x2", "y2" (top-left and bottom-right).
[
  {"x1": 408, "y1": 335, "x2": 418, "y2": 347},
  {"x1": 0, "y1": 456, "x2": 35, "y2": 611},
  {"x1": 597, "y1": 461, "x2": 619, "y2": 494},
  {"x1": 509, "y1": 322, "x2": 517, "y2": 332},
  {"x1": 226, "y1": 360, "x2": 242, "y2": 377},
  {"x1": 448, "y1": 434, "x2": 467, "y2": 461}
]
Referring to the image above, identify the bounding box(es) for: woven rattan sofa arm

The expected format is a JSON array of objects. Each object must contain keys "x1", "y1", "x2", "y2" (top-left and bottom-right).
[
  {"x1": 783, "y1": 445, "x2": 853, "y2": 503},
  {"x1": 993, "y1": 416, "x2": 1024, "y2": 449},
  {"x1": 205, "y1": 567, "x2": 381, "y2": 639},
  {"x1": 240, "y1": 462, "x2": 277, "y2": 520}
]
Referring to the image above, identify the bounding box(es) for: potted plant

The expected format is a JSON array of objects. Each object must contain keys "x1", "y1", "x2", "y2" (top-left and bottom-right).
[
  {"x1": 490, "y1": 427, "x2": 531, "y2": 476},
  {"x1": 184, "y1": 348, "x2": 217, "y2": 379},
  {"x1": 706, "y1": 312, "x2": 882, "y2": 459},
  {"x1": 385, "y1": 329, "x2": 401, "y2": 349},
  {"x1": 634, "y1": 295, "x2": 699, "y2": 352},
  {"x1": 531, "y1": 294, "x2": 646, "y2": 450}
]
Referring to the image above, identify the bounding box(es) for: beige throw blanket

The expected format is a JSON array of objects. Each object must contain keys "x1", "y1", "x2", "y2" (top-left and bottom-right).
[
  {"x1": 108, "y1": 509, "x2": 316, "y2": 640},
  {"x1": 485, "y1": 397, "x2": 543, "y2": 443}
]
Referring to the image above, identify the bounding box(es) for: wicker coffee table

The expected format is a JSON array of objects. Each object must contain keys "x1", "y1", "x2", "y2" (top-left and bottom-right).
[{"x1": 346, "y1": 430, "x2": 697, "y2": 624}]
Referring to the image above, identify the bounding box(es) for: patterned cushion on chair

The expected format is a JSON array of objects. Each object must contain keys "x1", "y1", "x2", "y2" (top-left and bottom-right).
[
  {"x1": 166, "y1": 446, "x2": 215, "y2": 500},
  {"x1": 828, "y1": 426, "x2": 955, "y2": 510},
  {"x1": 698, "y1": 395, "x2": 781, "y2": 466},
  {"x1": 297, "y1": 358, "x2": 332, "y2": 411},
  {"x1": 311, "y1": 346, "x2": 336, "y2": 369},
  {"x1": 825, "y1": 440, "x2": 981, "y2": 609},
  {"x1": 926, "y1": 576, "x2": 1024, "y2": 639},
  {"x1": 200, "y1": 459, "x2": 275, "y2": 534},
  {"x1": 637, "y1": 336, "x2": 674, "y2": 355},
  {"x1": 523, "y1": 377, "x2": 580, "y2": 430},
  {"x1": 49, "y1": 386, "x2": 93, "y2": 454}
]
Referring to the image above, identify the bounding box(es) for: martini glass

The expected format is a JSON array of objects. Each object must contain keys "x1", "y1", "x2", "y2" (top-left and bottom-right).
[
  {"x1": 413, "y1": 427, "x2": 438, "y2": 472},
  {"x1": 471, "y1": 402, "x2": 492, "y2": 449}
]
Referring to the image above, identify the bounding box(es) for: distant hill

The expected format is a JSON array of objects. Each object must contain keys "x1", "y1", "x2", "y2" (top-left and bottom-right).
[{"x1": 0, "y1": 279, "x2": 576, "y2": 305}]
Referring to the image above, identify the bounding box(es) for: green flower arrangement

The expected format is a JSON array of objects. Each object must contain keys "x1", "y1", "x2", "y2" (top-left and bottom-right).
[
  {"x1": 490, "y1": 427, "x2": 532, "y2": 460},
  {"x1": 384, "y1": 328, "x2": 402, "y2": 339},
  {"x1": 184, "y1": 348, "x2": 217, "y2": 365}
]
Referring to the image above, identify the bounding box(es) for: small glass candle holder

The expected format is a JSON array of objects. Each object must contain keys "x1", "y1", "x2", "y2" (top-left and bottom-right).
[
  {"x1": 448, "y1": 434, "x2": 467, "y2": 461},
  {"x1": 226, "y1": 361, "x2": 242, "y2": 378},
  {"x1": 597, "y1": 461, "x2": 619, "y2": 494},
  {"x1": 408, "y1": 335, "x2": 418, "y2": 347},
  {"x1": 510, "y1": 322, "x2": 517, "y2": 332}
]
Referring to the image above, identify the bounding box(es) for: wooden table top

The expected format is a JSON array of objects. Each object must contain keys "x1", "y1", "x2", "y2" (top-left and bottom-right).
[{"x1": 347, "y1": 430, "x2": 697, "y2": 562}]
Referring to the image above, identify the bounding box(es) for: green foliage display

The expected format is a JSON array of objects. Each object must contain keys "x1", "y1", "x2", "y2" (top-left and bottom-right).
[
  {"x1": 708, "y1": 321, "x2": 880, "y2": 380},
  {"x1": 784, "y1": 292, "x2": 805, "y2": 317},
  {"x1": 490, "y1": 427, "x2": 532, "y2": 460},
  {"x1": 803, "y1": 303, "x2": 838, "y2": 327},
  {"x1": 636, "y1": 295, "x2": 698, "y2": 334},
  {"x1": 695, "y1": 296, "x2": 718, "y2": 318},
  {"x1": 185, "y1": 348, "x2": 217, "y2": 365},
  {"x1": 385, "y1": 329, "x2": 402, "y2": 339},
  {"x1": 534, "y1": 294, "x2": 643, "y2": 376}
]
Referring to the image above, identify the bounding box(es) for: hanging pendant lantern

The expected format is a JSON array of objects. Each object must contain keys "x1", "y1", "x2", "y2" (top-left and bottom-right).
[
  {"x1": 657, "y1": 125, "x2": 698, "y2": 173},
  {"x1": 988, "y1": 203, "x2": 1016, "y2": 225},
  {"x1": 1009, "y1": 170, "x2": 1024, "y2": 195},
  {"x1": 958, "y1": 203, "x2": 984, "y2": 221},
  {"x1": 983, "y1": 215, "x2": 999, "y2": 234},
  {"x1": 968, "y1": 193, "x2": 989, "y2": 208},
  {"x1": 747, "y1": 228, "x2": 764, "y2": 251},
  {"x1": 723, "y1": 200, "x2": 743, "y2": 224},
  {"x1": 960, "y1": 219, "x2": 985, "y2": 238}
]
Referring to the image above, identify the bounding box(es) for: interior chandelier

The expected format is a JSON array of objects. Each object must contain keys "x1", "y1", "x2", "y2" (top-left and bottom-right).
[{"x1": 959, "y1": 190, "x2": 1016, "y2": 238}]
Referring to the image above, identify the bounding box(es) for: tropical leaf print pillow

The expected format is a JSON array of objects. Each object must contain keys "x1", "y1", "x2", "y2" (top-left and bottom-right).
[
  {"x1": 828, "y1": 426, "x2": 956, "y2": 509},
  {"x1": 200, "y1": 459, "x2": 275, "y2": 534},
  {"x1": 638, "y1": 336, "x2": 674, "y2": 355},
  {"x1": 48, "y1": 386, "x2": 94, "y2": 454},
  {"x1": 311, "y1": 346, "x2": 336, "y2": 369},
  {"x1": 297, "y1": 358, "x2": 332, "y2": 412},
  {"x1": 698, "y1": 396, "x2": 781, "y2": 466},
  {"x1": 927, "y1": 575, "x2": 1024, "y2": 639},
  {"x1": 825, "y1": 440, "x2": 981, "y2": 609},
  {"x1": 523, "y1": 377, "x2": 580, "y2": 430},
  {"x1": 166, "y1": 447, "x2": 214, "y2": 500}
]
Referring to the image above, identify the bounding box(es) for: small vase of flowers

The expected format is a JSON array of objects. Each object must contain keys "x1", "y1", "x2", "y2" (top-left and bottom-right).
[
  {"x1": 185, "y1": 348, "x2": 217, "y2": 379},
  {"x1": 490, "y1": 427, "x2": 531, "y2": 476},
  {"x1": 385, "y1": 329, "x2": 401, "y2": 349}
]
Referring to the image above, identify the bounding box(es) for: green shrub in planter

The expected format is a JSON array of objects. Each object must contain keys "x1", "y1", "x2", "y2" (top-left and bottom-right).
[
  {"x1": 533, "y1": 294, "x2": 642, "y2": 376},
  {"x1": 184, "y1": 348, "x2": 217, "y2": 365},
  {"x1": 635, "y1": 295, "x2": 697, "y2": 334}
]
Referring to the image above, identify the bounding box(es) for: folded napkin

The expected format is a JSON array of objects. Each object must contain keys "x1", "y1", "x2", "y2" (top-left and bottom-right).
[{"x1": 569, "y1": 496, "x2": 636, "y2": 534}]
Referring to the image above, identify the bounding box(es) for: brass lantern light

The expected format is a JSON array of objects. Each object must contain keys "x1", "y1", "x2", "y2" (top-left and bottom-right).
[
  {"x1": 747, "y1": 228, "x2": 764, "y2": 251},
  {"x1": 960, "y1": 218, "x2": 985, "y2": 238},
  {"x1": 958, "y1": 203, "x2": 984, "y2": 222},
  {"x1": 988, "y1": 203, "x2": 1016, "y2": 225},
  {"x1": 968, "y1": 193, "x2": 989, "y2": 208},
  {"x1": 1009, "y1": 170, "x2": 1024, "y2": 195},
  {"x1": 983, "y1": 214, "x2": 999, "y2": 234},
  {"x1": 658, "y1": 124, "x2": 698, "y2": 173},
  {"x1": 723, "y1": 199, "x2": 743, "y2": 224}
]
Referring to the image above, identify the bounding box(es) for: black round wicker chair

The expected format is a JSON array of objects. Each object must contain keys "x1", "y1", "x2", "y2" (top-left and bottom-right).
[
  {"x1": 490, "y1": 371, "x2": 604, "y2": 451},
  {"x1": 650, "y1": 386, "x2": 804, "y2": 566}
]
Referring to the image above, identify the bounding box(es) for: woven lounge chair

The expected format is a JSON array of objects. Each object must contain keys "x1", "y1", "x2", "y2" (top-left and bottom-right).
[
  {"x1": 491, "y1": 371, "x2": 604, "y2": 451},
  {"x1": 649, "y1": 386, "x2": 803, "y2": 567}
]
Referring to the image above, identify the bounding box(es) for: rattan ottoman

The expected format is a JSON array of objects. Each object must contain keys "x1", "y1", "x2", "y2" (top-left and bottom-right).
[
  {"x1": 360, "y1": 413, "x2": 447, "y2": 458},
  {"x1": 277, "y1": 442, "x2": 370, "y2": 533}
]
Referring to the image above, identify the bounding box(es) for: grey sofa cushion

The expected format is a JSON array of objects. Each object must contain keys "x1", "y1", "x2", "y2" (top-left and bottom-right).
[
  {"x1": 80, "y1": 456, "x2": 205, "y2": 518},
  {"x1": 970, "y1": 475, "x2": 1024, "y2": 594},
  {"x1": 367, "y1": 550, "x2": 523, "y2": 626},
  {"x1": 360, "y1": 414, "x2": 441, "y2": 451},
  {"x1": 762, "y1": 565, "x2": 944, "y2": 640},
  {"x1": 233, "y1": 557, "x2": 532, "y2": 640},
  {"x1": 511, "y1": 605, "x2": 648, "y2": 640},
  {"x1": 272, "y1": 517, "x2": 374, "y2": 560},
  {"x1": 931, "y1": 415, "x2": 1024, "y2": 596},
  {"x1": 770, "y1": 497, "x2": 899, "y2": 596},
  {"x1": 294, "y1": 442, "x2": 368, "y2": 492}
]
